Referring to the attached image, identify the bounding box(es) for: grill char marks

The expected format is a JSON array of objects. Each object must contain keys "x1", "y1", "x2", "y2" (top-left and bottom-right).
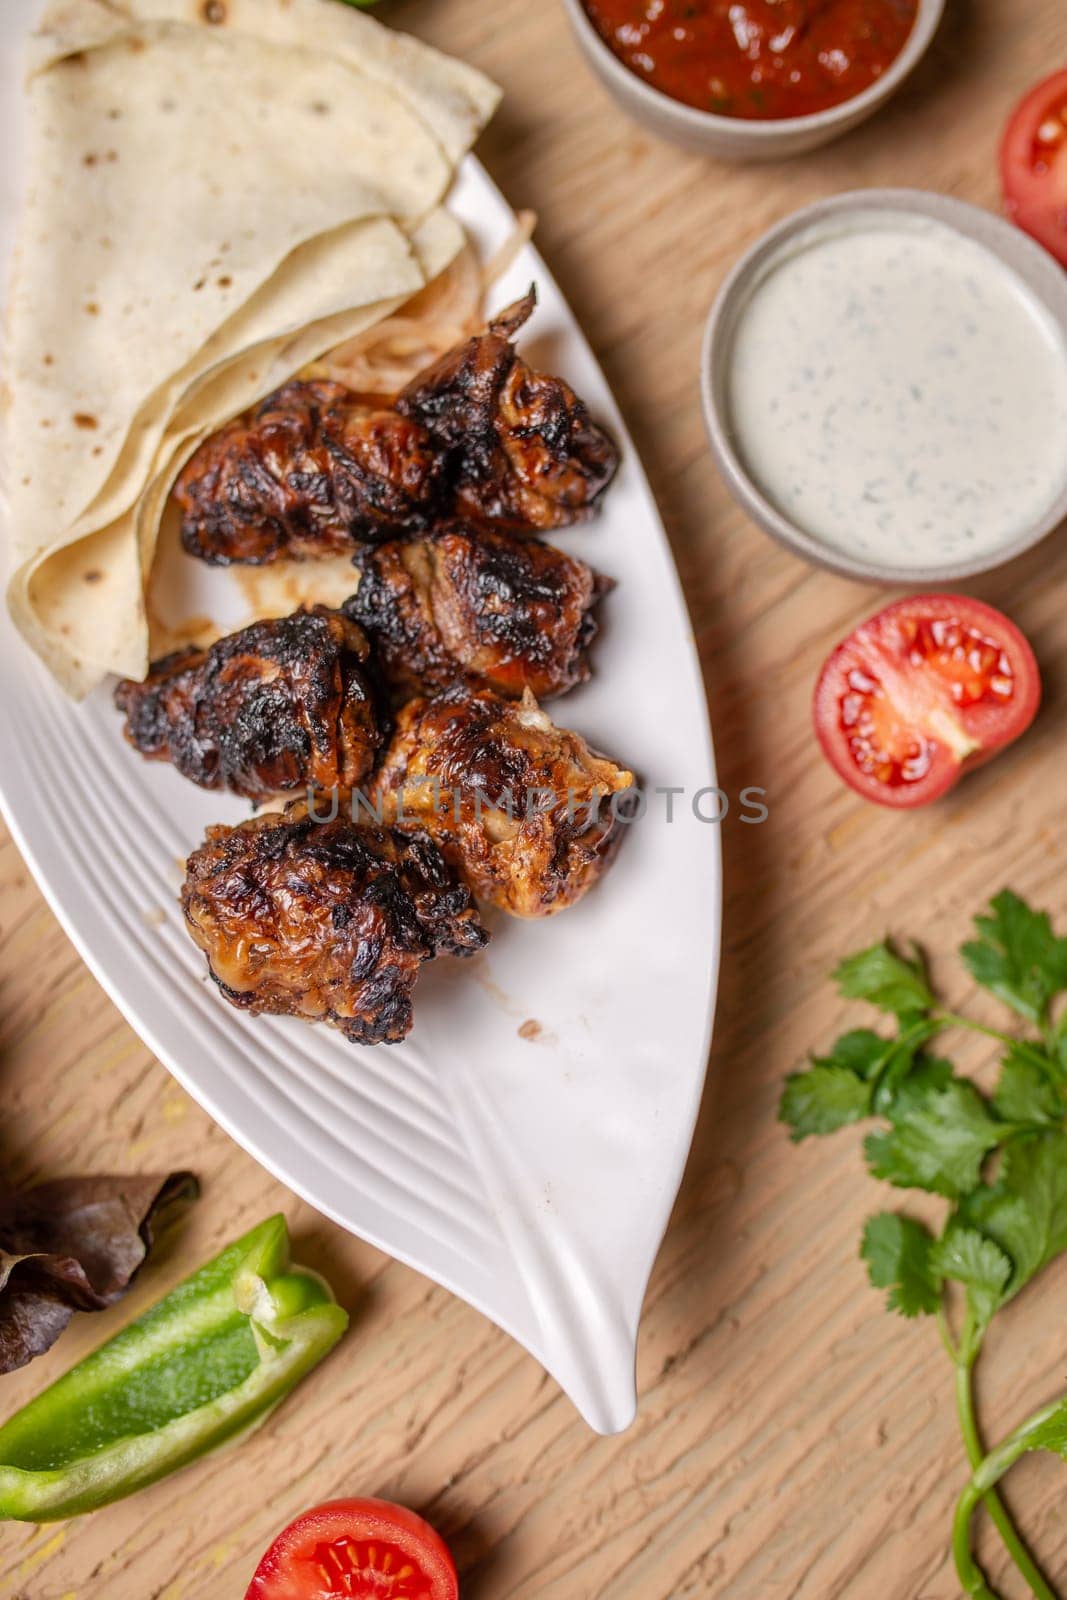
[
  {"x1": 346, "y1": 522, "x2": 612, "y2": 701},
  {"x1": 115, "y1": 606, "x2": 384, "y2": 801},
  {"x1": 181, "y1": 801, "x2": 487, "y2": 1046},
  {"x1": 174, "y1": 290, "x2": 620, "y2": 565},
  {"x1": 397, "y1": 291, "x2": 619, "y2": 533},
  {"x1": 373, "y1": 683, "x2": 634, "y2": 918},
  {"x1": 176, "y1": 380, "x2": 445, "y2": 565}
]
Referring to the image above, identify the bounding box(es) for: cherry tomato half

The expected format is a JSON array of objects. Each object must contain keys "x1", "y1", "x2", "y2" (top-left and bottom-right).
[
  {"x1": 813, "y1": 596, "x2": 1040, "y2": 809},
  {"x1": 245, "y1": 1498, "x2": 459, "y2": 1600},
  {"x1": 1000, "y1": 68, "x2": 1067, "y2": 267}
]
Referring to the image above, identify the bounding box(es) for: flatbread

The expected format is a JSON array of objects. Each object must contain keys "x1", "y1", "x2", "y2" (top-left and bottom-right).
[
  {"x1": 4, "y1": 0, "x2": 498, "y2": 693},
  {"x1": 11, "y1": 211, "x2": 466, "y2": 694},
  {"x1": 28, "y1": 0, "x2": 499, "y2": 165}
]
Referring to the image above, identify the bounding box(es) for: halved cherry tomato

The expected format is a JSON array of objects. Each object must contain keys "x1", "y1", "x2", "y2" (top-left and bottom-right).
[
  {"x1": 813, "y1": 596, "x2": 1040, "y2": 809},
  {"x1": 245, "y1": 1498, "x2": 459, "y2": 1600},
  {"x1": 1000, "y1": 69, "x2": 1067, "y2": 267}
]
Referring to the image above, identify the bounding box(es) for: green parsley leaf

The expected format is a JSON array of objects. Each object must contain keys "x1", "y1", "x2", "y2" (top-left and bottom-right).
[
  {"x1": 789, "y1": 892, "x2": 1067, "y2": 1594},
  {"x1": 861, "y1": 1213, "x2": 941, "y2": 1317},
  {"x1": 1018, "y1": 1399, "x2": 1067, "y2": 1460},
  {"x1": 959, "y1": 1130, "x2": 1067, "y2": 1298},
  {"x1": 1051, "y1": 1012, "x2": 1067, "y2": 1080},
  {"x1": 821, "y1": 1029, "x2": 894, "y2": 1079},
  {"x1": 869, "y1": 1022, "x2": 943, "y2": 1114},
  {"x1": 993, "y1": 1046, "x2": 1064, "y2": 1129},
  {"x1": 882, "y1": 1055, "x2": 955, "y2": 1120},
  {"x1": 961, "y1": 890, "x2": 1067, "y2": 1029},
  {"x1": 778, "y1": 1029, "x2": 896, "y2": 1140},
  {"x1": 835, "y1": 940, "x2": 935, "y2": 1019},
  {"x1": 929, "y1": 1223, "x2": 1012, "y2": 1332},
  {"x1": 864, "y1": 1081, "x2": 1002, "y2": 1198},
  {"x1": 779, "y1": 1065, "x2": 872, "y2": 1141}
]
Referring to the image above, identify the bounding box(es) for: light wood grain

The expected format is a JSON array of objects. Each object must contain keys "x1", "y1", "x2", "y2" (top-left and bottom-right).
[{"x1": 3, "y1": 1, "x2": 1067, "y2": 1594}]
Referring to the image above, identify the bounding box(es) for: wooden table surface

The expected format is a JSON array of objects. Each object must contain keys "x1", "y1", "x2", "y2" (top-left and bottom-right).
[{"x1": 4, "y1": 1, "x2": 1067, "y2": 1595}]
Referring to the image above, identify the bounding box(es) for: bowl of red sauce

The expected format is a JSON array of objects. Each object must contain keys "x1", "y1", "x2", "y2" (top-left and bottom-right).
[{"x1": 562, "y1": 0, "x2": 945, "y2": 159}]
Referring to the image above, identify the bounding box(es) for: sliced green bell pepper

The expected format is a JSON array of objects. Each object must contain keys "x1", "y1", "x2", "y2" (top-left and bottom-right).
[{"x1": 0, "y1": 1214, "x2": 347, "y2": 1521}]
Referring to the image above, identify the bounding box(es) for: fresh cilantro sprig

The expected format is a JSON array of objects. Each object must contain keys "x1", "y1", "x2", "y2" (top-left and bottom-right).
[
  {"x1": 780, "y1": 891, "x2": 1067, "y2": 1600},
  {"x1": 962, "y1": 890, "x2": 1067, "y2": 1037}
]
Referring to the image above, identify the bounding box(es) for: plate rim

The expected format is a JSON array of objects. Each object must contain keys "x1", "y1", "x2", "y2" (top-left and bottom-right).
[{"x1": 0, "y1": 4, "x2": 721, "y2": 1433}]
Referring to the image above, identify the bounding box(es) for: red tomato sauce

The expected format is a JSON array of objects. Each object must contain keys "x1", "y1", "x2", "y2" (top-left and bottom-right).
[{"x1": 581, "y1": 0, "x2": 920, "y2": 121}]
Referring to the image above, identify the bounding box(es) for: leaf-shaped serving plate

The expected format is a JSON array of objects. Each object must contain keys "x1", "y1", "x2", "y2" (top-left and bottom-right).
[{"x1": 0, "y1": 1, "x2": 720, "y2": 1433}]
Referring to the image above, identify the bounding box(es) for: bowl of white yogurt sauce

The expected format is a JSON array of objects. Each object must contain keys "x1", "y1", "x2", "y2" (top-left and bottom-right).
[{"x1": 702, "y1": 190, "x2": 1067, "y2": 584}]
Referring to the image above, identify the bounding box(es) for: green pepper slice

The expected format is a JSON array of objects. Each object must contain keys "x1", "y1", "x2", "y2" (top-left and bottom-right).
[{"x1": 0, "y1": 1214, "x2": 347, "y2": 1521}]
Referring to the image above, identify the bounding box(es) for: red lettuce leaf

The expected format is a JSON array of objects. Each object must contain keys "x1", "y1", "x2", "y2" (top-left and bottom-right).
[{"x1": 0, "y1": 1172, "x2": 199, "y2": 1373}]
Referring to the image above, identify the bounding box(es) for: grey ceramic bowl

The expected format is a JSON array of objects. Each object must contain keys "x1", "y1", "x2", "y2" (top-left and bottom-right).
[
  {"x1": 561, "y1": 0, "x2": 945, "y2": 161},
  {"x1": 701, "y1": 188, "x2": 1067, "y2": 584}
]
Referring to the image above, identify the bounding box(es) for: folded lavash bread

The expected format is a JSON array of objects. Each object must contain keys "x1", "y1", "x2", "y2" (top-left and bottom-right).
[
  {"x1": 11, "y1": 212, "x2": 465, "y2": 694},
  {"x1": 4, "y1": 0, "x2": 498, "y2": 695}
]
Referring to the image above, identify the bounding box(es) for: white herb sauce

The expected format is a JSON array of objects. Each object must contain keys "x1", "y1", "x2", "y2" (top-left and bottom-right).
[{"x1": 726, "y1": 212, "x2": 1067, "y2": 567}]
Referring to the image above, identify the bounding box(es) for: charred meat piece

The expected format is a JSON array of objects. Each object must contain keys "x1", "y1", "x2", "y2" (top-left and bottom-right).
[
  {"x1": 115, "y1": 607, "x2": 384, "y2": 801},
  {"x1": 175, "y1": 380, "x2": 445, "y2": 565},
  {"x1": 174, "y1": 292, "x2": 619, "y2": 566},
  {"x1": 181, "y1": 801, "x2": 487, "y2": 1046},
  {"x1": 346, "y1": 523, "x2": 613, "y2": 701},
  {"x1": 396, "y1": 291, "x2": 619, "y2": 533},
  {"x1": 373, "y1": 684, "x2": 634, "y2": 918}
]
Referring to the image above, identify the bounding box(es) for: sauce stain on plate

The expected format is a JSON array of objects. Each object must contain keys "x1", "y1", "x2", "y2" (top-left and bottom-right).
[{"x1": 518, "y1": 1017, "x2": 559, "y2": 1047}]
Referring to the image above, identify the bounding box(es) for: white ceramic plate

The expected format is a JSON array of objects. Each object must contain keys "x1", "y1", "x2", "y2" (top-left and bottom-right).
[{"x1": 0, "y1": 1, "x2": 720, "y2": 1433}]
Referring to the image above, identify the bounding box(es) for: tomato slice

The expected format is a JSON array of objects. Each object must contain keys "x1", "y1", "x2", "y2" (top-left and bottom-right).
[
  {"x1": 245, "y1": 1499, "x2": 459, "y2": 1600},
  {"x1": 1000, "y1": 69, "x2": 1067, "y2": 267},
  {"x1": 813, "y1": 596, "x2": 1040, "y2": 808}
]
